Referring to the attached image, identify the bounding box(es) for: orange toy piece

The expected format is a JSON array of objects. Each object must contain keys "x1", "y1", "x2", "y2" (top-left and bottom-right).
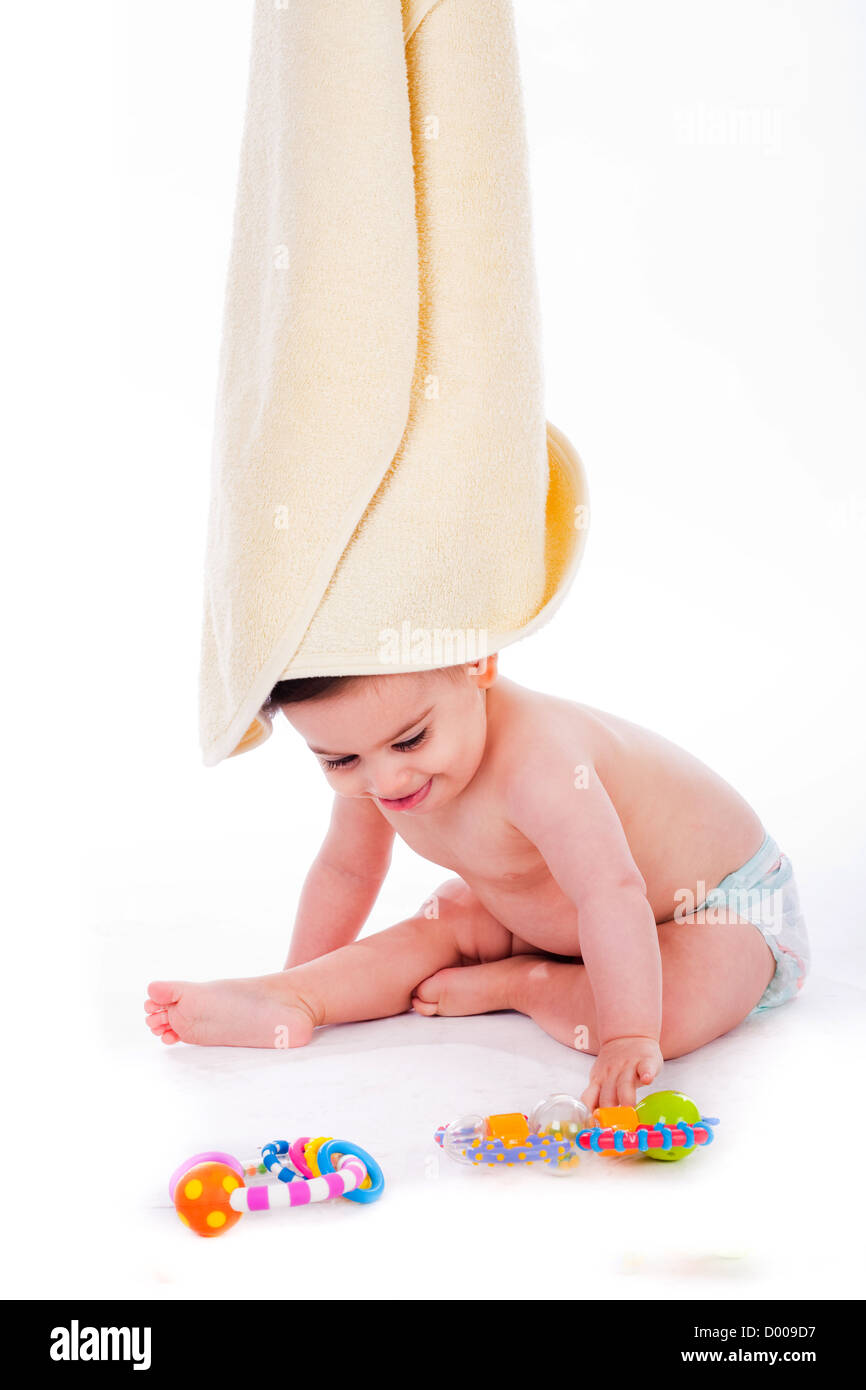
[
  {"x1": 592, "y1": 1106, "x2": 640, "y2": 1159},
  {"x1": 174, "y1": 1161, "x2": 245, "y2": 1236},
  {"x1": 487, "y1": 1113, "x2": 530, "y2": 1146}
]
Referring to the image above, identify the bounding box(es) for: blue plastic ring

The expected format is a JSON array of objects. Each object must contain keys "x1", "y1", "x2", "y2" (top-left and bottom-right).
[
  {"x1": 653, "y1": 1121, "x2": 673, "y2": 1150},
  {"x1": 317, "y1": 1140, "x2": 385, "y2": 1204},
  {"x1": 699, "y1": 1117, "x2": 718, "y2": 1146}
]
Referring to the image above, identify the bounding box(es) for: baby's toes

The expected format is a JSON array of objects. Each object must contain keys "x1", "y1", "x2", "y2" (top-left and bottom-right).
[
  {"x1": 144, "y1": 981, "x2": 189, "y2": 1044},
  {"x1": 147, "y1": 980, "x2": 183, "y2": 1008},
  {"x1": 144, "y1": 1007, "x2": 178, "y2": 1043},
  {"x1": 411, "y1": 974, "x2": 442, "y2": 1016}
]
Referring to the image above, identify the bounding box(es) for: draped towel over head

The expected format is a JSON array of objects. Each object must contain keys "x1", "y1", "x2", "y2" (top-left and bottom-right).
[{"x1": 199, "y1": 0, "x2": 589, "y2": 766}]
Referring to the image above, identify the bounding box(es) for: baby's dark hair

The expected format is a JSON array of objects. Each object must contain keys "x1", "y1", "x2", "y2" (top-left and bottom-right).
[
  {"x1": 264, "y1": 664, "x2": 471, "y2": 714},
  {"x1": 265, "y1": 675, "x2": 354, "y2": 711}
]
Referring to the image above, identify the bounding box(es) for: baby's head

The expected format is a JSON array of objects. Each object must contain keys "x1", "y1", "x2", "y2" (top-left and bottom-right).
[{"x1": 265, "y1": 657, "x2": 498, "y2": 814}]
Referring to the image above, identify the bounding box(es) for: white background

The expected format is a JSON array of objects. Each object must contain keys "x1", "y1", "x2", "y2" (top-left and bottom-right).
[{"x1": 3, "y1": 1, "x2": 864, "y2": 1301}]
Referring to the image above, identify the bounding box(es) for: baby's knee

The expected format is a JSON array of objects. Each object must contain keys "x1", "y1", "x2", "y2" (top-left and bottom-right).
[
  {"x1": 414, "y1": 877, "x2": 468, "y2": 929},
  {"x1": 420, "y1": 878, "x2": 513, "y2": 963},
  {"x1": 420, "y1": 876, "x2": 470, "y2": 910}
]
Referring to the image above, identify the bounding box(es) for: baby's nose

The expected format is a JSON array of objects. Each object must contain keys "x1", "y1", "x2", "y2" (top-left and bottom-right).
[
  {"x1": 372, "y1": 772, "x2": 421, "y2": 801},
  {"x1": 374, "y1": 782, "x2": 412, "y2": 801}
]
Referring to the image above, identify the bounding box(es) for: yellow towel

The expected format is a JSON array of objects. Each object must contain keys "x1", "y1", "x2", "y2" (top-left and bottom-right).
[{"x1": 199, "y1": 0, "x2": 589, "y2": 766}]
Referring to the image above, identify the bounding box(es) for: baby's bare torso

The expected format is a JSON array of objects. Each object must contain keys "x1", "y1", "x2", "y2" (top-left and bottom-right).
[{"x1": 375, "y1": 679, "x2": 765, "y2": 954}]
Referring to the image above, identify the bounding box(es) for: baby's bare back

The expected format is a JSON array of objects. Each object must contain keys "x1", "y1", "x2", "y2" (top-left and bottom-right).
[{"x1": 377, "y1": 678, "x2": 765, "y2": 953}]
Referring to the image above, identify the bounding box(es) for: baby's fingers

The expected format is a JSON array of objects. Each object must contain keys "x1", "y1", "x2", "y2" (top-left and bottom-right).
[
  {"x1": 637, "y1": 1047, "x2": 662, "y2": 1091},
  {"x1": 615, "y1": 1056, "x2": 661, "y2": 1108},
  {"x1": 617, "y1": 1068, "x2": 638, "y2": 1109},
  {"x1": 602, "y1": 1065, "x2": 642, "y2": 1111},
  {"x1": 618, "y1": 1052, "x2": 660, "y2": 1107},
  {"x1": 581, "y1": 1060, "x2": 616, "y2": 1112},
  {"x1": 583, "y1": 1068, "x2": 615, "y2": 1112},
  {"x1": 596, "y1": 1074, "x2": 620, "y2": 1111},
  {"x1": 638, "y1": 1062, "x2": 658, "y2": 1088}
]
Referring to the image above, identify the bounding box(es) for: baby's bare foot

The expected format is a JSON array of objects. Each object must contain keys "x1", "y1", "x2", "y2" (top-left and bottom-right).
[
  {"x1": 144, "y1": 974, "x2": 319, "y2": 1049},
  {"x1": 412, "y1": 958, "x2": 529, "y2": 1018}
]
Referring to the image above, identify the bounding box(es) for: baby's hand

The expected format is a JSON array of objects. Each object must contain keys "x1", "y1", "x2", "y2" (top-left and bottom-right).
[{"x1": 580, "y1": 1035, "x2": 663, "y2": 1111}]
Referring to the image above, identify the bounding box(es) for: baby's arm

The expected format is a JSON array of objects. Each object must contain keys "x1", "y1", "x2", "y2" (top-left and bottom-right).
[
  {"x1": 285, "y1": 795, "x2": 395, "y2": 968},
  {"x1": 505, "y1": 757, "x2": 662, "y2": 1108}
]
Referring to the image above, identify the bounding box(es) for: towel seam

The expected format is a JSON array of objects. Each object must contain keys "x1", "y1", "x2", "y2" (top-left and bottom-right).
[{"x1": 403, "y1": 0, "x2": 446, "y2": 46}]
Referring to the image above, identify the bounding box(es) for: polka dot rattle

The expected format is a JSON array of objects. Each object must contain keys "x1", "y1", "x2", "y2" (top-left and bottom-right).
[{"x1": 169, "y1": 1137, "x2": 384, "y2": 1236}]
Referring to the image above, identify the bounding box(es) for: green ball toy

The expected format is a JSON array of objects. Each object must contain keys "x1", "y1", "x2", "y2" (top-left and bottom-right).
[{"x1": 635, "y1": 1090, "x2": 701, "y2": 1162}]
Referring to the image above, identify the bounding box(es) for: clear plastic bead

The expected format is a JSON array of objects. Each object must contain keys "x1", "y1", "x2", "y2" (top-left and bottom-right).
[
  {"x1": 529, "y1": 1094, "x2": 592, "y2": 1174},
  {"x1": 529, "y1": 1093, "x2": 592, "y2": 1138},
  {"x1": 442, "y1": 1114, "x2": 489, "y2": 1166}
]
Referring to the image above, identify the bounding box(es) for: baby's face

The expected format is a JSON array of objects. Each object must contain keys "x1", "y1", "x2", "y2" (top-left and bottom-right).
[{"x1": 282, "y1": 663, "x2": 495, "y2": 814}]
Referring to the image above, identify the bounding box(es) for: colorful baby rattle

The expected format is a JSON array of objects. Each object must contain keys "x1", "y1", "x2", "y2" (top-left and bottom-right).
[
  {"x1": 169, "y1": 1136, "x2": 385, "y2": 1236},
  {"x1": 435, "y1": 1090, "x2": 718, "y2": 1171}
]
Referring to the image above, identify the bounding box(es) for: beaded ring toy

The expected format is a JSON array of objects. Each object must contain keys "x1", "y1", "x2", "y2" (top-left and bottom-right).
[
  {"x1": 435, "y1": 1090, "x2": 719, "y2": 1171},
  {"x1": 170, "y1": 1136, "x2": 385, "y2": 1236},
  {"x1": 317, "y1": 1139, "x2": 385, "y2": 1204}
]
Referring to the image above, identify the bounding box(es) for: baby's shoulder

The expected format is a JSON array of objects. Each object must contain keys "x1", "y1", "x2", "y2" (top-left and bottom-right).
[
  {"x1": 491, "y1": 683, "x2": 611, "y2": 812},
  {"x1": 494, "y1": 681, "x2": 611, "y2": 763}
]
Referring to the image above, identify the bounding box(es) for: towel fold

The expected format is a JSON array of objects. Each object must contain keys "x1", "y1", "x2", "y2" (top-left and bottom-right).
[{"x1": 199, "y1": 0, "x2": 589, "y2": 766}]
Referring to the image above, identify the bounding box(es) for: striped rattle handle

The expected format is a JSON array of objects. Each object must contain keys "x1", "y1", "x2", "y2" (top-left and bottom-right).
[{"x1": 230, "y1": 1153, "x2": 367, "y2": 1212}]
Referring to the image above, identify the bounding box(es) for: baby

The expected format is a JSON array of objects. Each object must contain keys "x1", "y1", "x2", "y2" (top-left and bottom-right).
[{"x1": 145, "y1": 658, "x2": 810, "y2": 1109}]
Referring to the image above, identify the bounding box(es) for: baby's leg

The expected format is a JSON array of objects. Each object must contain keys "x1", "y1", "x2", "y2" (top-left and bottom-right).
[
  {"x1": 414, "y1": 907, "x2": 776, "y2": 1059},
  {"x1": 412, "y1": 952, "x2": 592, "y2": 1049},
  {"x1": 145, "y1": 878, "x2": 514, "y2": 1048}
]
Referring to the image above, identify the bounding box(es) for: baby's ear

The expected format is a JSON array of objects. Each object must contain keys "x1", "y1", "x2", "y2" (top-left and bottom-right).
[{"x1": 472, "y1": 652, "x2": 498, "y2": 688}]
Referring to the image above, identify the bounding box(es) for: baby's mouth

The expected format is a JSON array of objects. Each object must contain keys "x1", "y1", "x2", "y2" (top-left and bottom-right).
[{"x1": 378, "y1": 777, "x2": 433, "y2": 812}]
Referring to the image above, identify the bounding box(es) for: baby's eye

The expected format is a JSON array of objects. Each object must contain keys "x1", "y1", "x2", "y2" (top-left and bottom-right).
[
  {"x1": 393, "y1": 727, "x2": 428, "y2": 752},
  {"x1": 321, "y1": 754, "x2": 357, "y2": 770},
  {"x1": 320, "y1": 726, "x2": 429, "y2": 770}
]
